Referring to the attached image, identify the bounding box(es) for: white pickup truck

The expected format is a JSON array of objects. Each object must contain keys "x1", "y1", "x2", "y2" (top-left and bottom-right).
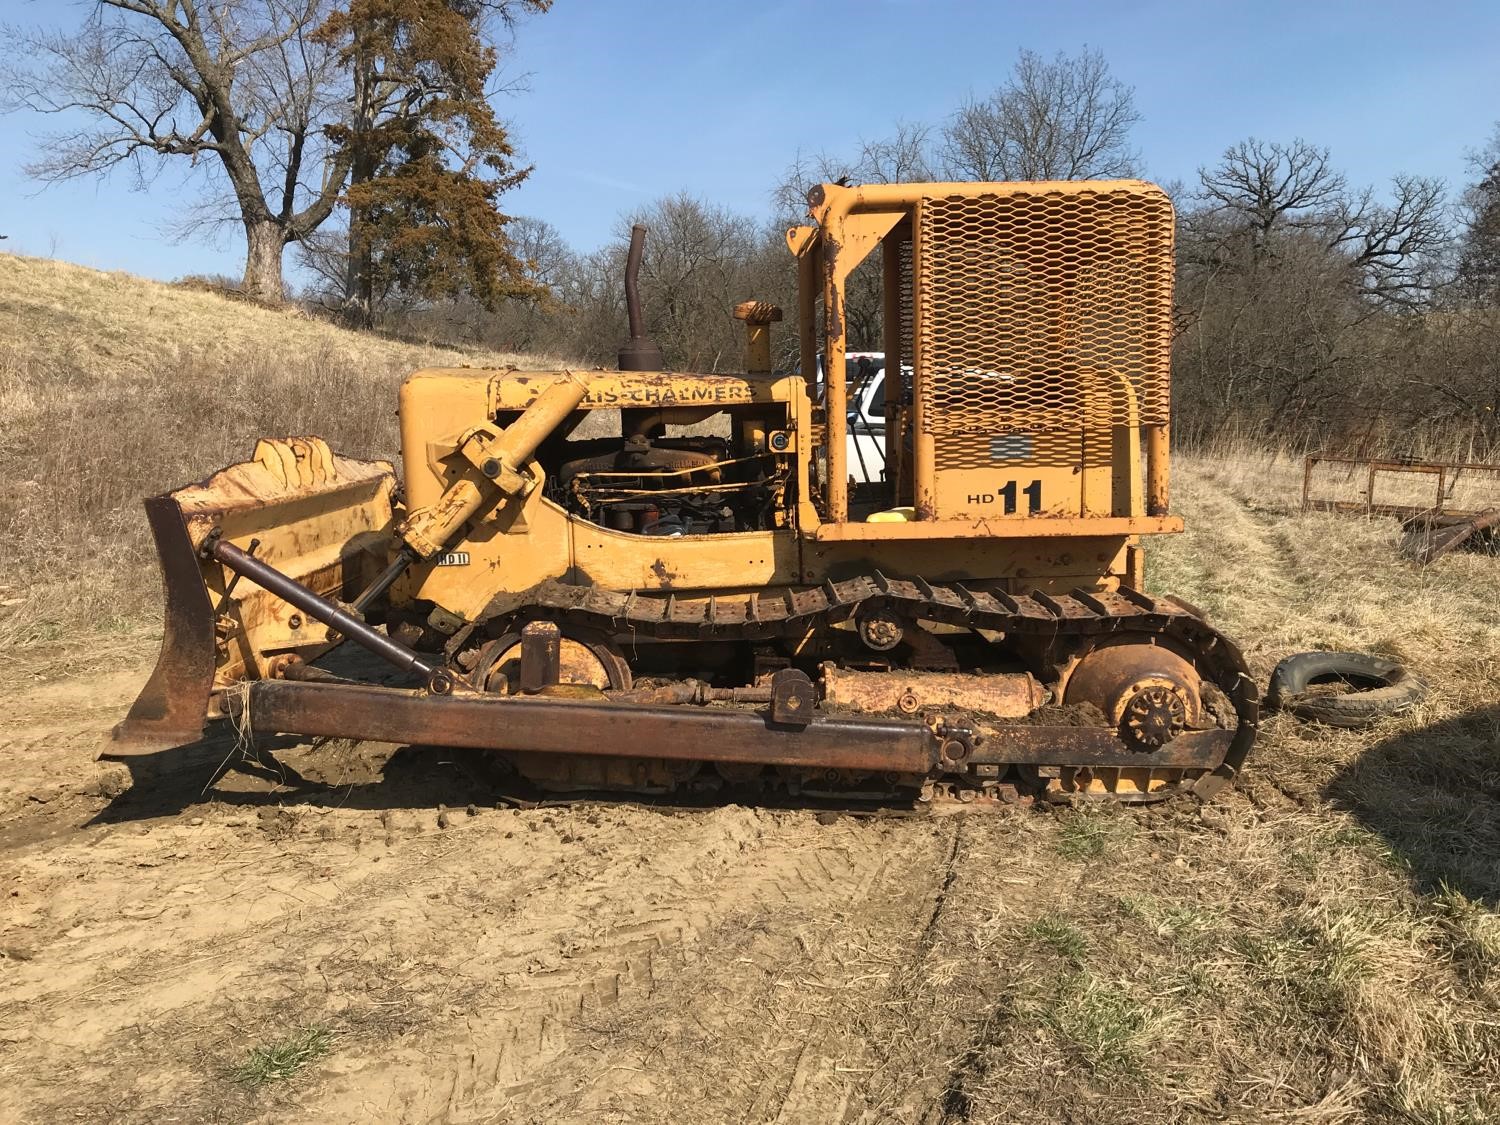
[{"x1": 816, "y1": 351, "x2": 910, "y2": 484}]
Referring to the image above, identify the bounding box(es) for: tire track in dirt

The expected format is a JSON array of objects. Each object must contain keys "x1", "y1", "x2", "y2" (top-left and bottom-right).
[
  {"x1": 0, "y1": 673, "x2": 1083, "y2": 1125},
  {"x1": 3, "y1": 781, "x2": 860, "y2": 1121},
  {"x1": 1181, "y1": 462, "x2": 1414, "y2": 650},
  {"x1": 1, "y1": 669, "x2": 1009, "y2": 1124},
  {"x1": 839, "y1": 813, "x2": 1079, "y2": 1125},
  {"x1": 756, "y1": 818, "x2": 965, "y2": 1125},
  {"x1": 1206, "y1": 468, "x2": 1329, "y2": 603},
  {"x1": 0, "y1": 735, "x2": 702, "y2": 1098},
  {"x1": 385, "y1": 808, "x2": 831, "y2": 1117},
  {"x1": 449, "y1": 809, "x2": 1076, "y2": 1125},
  {"x1": 377, "y1": 813, "x2": 957, "y2": 1125},
  {"x1": 1164, "y1": 465, "x2": 1318, "y2": 654},
  {"x1": 2, "y1": 763, "x2": 977, "y2": 1125}
]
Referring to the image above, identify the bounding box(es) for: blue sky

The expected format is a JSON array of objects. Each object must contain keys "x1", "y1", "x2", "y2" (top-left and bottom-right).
[{"x1": 2, "y1": 0, "x2": 1497, "y2": 281}]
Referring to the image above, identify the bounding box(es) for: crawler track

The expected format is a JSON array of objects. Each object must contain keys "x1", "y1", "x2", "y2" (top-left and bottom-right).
[{"x1": 464, "y1": 574, "x2": 1260, "y2": 801}]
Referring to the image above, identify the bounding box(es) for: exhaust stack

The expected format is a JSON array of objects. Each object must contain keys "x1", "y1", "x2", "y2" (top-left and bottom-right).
[{"x1": 618, "y1": 223, "x2": 665, "y2": 371}]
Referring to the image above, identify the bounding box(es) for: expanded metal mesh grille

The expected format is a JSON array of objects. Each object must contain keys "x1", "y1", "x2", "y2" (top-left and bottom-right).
[
  {"x1": 914, "y1": 186, "x2": 1173, "y2": 467},
  {"x1": 898, "y1": 239, "x2": 913, "y2": 365},
  {"x1": 938, "y1": 429, "x2": 1117, "y2": 471}
]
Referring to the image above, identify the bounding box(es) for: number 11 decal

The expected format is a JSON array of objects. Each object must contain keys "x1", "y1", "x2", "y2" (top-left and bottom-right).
[{"x1": 998, "y1": 480, "x2": 1043, "y2": 515}]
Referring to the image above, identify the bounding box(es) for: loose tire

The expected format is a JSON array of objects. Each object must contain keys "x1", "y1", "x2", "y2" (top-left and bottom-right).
[{"x1": 1267, "y1": 651, "x2": 1427, "y2": 729}]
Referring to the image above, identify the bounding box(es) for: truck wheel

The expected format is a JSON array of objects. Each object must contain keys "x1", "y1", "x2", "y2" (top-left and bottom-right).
[{"x1": 1267, "y1": 651, "x2": 1427, "y2": 729}]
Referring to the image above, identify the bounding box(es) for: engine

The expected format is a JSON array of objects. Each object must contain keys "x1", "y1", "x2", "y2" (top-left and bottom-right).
[{"x1": 547, "y1": 431, "x2": 786, "y2": 535}]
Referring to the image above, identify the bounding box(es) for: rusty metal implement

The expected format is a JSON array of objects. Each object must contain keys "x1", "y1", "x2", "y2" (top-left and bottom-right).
[{"x1": 1302, "y1": 453, "x2": 1500, "y2": 563}]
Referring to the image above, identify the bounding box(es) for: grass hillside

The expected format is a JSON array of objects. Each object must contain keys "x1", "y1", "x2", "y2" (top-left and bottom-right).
[{"x1": 0, "y1": 253, "x2": 548, "y2": 680}]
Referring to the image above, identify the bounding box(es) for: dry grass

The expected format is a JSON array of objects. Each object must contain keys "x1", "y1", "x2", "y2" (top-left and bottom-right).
[
  {"x1": 0, "y1": 252, "x2": 552, "y2": 682},
  {"x1": 924, "y1": 448, "x2": 1500, "y2": 1124}
]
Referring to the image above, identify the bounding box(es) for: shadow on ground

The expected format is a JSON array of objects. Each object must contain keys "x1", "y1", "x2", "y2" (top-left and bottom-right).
[
  {"x1": 92, "y1": 645, "x2": 921, "y2": 824},
  {"x1": 94, "y1": 731, "x2": 921, "y2": 824},
  {"x1": 92, "y1": 733, "x2": 516, "y2": 824},
  {"x1": 1325, "y1": 703, "x2": 1500, "y2": 904}
]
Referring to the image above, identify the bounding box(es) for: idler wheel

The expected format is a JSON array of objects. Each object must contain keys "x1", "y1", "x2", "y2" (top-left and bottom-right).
[{"x1": 1064, "y1": 641, "x2": 1203, "y2": 751}]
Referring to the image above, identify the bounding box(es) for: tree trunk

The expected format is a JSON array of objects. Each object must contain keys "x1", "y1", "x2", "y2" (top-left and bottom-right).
[
  {"x1": 243, "y1": 219, "x2": 287, "y2": 304},
  {"x1": 344, "y1": 144, "x2": 375, "y2": 328},
  {"x1": 343, "y1": 24, "x2": 375, "y2": 329}
]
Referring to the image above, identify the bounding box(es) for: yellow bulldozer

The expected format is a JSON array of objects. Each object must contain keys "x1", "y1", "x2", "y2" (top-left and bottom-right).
[{"x1": 115, "y1": 178, "x2": 1259, "y2": 804}]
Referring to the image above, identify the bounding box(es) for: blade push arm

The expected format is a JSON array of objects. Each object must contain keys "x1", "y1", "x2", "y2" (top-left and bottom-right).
[{"x1": 397, "y1": 372, "x2": 590, "y2": 559}]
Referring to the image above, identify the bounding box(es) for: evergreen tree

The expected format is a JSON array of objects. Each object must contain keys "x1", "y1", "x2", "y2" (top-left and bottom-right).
[{"x1": 318, "y1": 0, "x2": 550, "y2": 323}]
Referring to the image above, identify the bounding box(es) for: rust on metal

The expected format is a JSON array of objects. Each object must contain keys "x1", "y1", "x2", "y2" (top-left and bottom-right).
[
  {"x1": 732, "y1": 301, "x2": 784, "y2": 327},
  {"x1": 518, "y1": 620, "x2": 562, "y2": 693},
  {"x1": 1405, "y1": 508, "x2": 1500, "y2": 564},
  {"x1": 1121, "y1": 685, "x2": 1188, "y2": 747},
  {"x1": 232, "y1": 679, "x2": 944, "y2": 774},
  {"x1": 855, "y1": 607, "x2": 904, "y2": 651},
  {"x1": 483, "y1": 572, "x2": 1260, "y2": 791},
  {"x1": 733, "y1": 300, "x2": 783, "y2": 375},
  {"x1": 820, "y1": 664, "x2": 1045, "y2": 718},
  {"x1": 1063, "y1": 641, "x2": 1204, "y2": 745},
  {"x1": 111, "y1": 496, "x2": 217, "y2": 750},
  {"x1": 970, "y1": 726, "x2": 1231, "y2": 769},
  {"x1": 474, "y1": 630, "x2": 630, "y2": 695},
  {"x1": 1146, "y1": 424, "x2": 1171, "y2": 516},
  {"x1": 208, "y1": 535, "x2": 454, "y2": 694},
  {"x1": 607, "y1": 680, "x2": 773, "y2": 705},
  {"x1": 154, "y1": 437, "x2": 396, "y2": 687},
  {"x1": 273, "y1": 656, "x2": 353, "y2": 685},
  {"x1": 769, "y1": 668, "x2": 816, "y2": 726},
  {"x1": 618, "y1": 223, "x2": 665, "y2": 371},
  {"x1": 1303, "y1": 453, "x2": 1500, "y2": 520}
]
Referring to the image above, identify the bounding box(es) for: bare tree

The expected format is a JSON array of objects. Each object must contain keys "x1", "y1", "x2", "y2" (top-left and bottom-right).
[
  {"x1": 854, "y1": 121, "x2": 936, "y2": 186},
  {"x1": 1176, "y1": 138, "x2": 1453, "y2": 448},
  {"x1": 772, "y1": 120, "x2": 934, "y2": 220},
  {"x1": 3, "y1": 1, "x2": 351, "y2": 302},
  {"x1": 1194, "y1": 138, "x2": 1446, "y2": 307},
  {"x1": 1330, "y1": 174, "x2": 1448, "y2": 307},
  {"x1": 1195, "y1": 139, "x2": 1348, "y2": 249},
  {"x1": 940, "y1": 47, "x2": 1140, "y2": 181},
  {"x1": 504, "y1": 215, "x2": 573, "y2": 293},
  {"x1": 625, "y1": 194, "x2": 766, "y2": 372}
]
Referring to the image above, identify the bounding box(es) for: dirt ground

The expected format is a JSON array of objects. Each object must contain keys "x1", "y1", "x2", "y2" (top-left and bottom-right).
[{"x1": 3, "y1": 458, "x2": 1499, "y2": 1124}]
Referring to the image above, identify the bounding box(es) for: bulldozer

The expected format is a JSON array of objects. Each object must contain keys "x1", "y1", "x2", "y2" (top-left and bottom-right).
[{"x1": 114, "y1": 178, "x2": 1259, "y2": 804}]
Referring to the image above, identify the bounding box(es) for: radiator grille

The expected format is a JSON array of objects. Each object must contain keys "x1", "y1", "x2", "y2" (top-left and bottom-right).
[
  {"x1": 914, "y1": 186, "x2": 1173, "y2": 467},
  {"x1": 937, "y1": 429, "x2": 1117, "y2": 470},
  {"x1": 898, "y1": 239, "x2": 914, "y2": 365}
]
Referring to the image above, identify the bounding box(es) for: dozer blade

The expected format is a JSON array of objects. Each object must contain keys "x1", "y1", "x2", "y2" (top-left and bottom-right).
[
  {"x1": 112, "y1": 438, "x2": 397, "y2": 752},
  {"x1": 111, "y1": 496, "x2": 218, "y2": 750}
]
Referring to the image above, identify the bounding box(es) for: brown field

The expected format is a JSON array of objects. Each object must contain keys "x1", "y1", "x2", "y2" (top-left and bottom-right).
[{"x1": 2, "y1": 258, "x2": 1498, "y2": 1123}]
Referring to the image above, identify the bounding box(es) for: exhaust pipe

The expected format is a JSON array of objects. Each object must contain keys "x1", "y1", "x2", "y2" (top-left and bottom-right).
[{"x1": 617, "y1": 223, "x2": 665, "y2": 371}]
